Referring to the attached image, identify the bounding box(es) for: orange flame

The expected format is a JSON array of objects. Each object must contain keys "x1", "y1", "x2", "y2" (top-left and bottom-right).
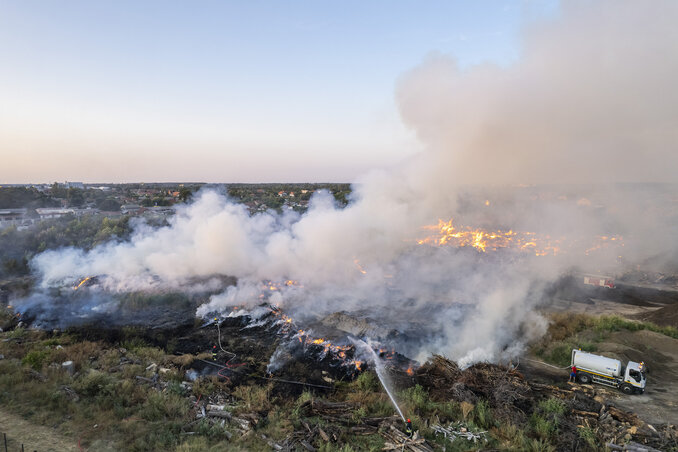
[
  {"x1": 73, "y1": 276, "x2": 94, "y2": 290},
  {"x1": 417, "y1": 218, "x2": 627, "y2": 257}
]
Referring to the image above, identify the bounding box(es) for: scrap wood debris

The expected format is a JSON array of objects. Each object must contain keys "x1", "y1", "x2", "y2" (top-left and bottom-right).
[
  {"x1": 381, "y1": 426, "x2": 434, "y2": 452},
  {"x1": 431, "y1": 421, "x2": 487, "y2": 443}
]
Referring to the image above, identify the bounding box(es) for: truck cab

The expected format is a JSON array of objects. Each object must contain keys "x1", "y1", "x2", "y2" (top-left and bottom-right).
[{"x1": 622, "y1": 361, "x2": 647, "y2": 394}]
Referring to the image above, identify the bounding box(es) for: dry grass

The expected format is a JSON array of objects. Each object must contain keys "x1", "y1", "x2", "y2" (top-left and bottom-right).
[
  {"x1": 233, "y1": 382, "x2": 273, "y2": 412},
  {"x1": 168, "y1": 353, "x2": 196, "y2": 368}
]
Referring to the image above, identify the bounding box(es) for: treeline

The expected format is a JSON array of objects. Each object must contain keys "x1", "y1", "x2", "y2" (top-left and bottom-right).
[
  {"x1": 0, "y1": 187, "x2": 60, "y2": 209},
  {"x1": 0, "y1": 215, "x2": 132, "y2": 278},
  {"x1": 226, "y1": 183, "x2": 352, "y2": 208}
]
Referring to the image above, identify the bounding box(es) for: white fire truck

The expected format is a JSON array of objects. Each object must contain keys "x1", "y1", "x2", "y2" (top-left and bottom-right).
[{"x1": 571, "y1": 349, "x2": 646, "y2": 394}]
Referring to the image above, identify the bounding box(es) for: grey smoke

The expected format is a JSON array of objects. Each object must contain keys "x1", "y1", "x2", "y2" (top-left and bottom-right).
[{"x1": 23, "y1": 0, "x2": 678, "y2": 366}]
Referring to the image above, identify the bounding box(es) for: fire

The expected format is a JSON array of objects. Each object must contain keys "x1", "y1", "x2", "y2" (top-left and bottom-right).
[
  {"x1": 585, "y1": 235, "x2": 622, "y2": 256},
  {"x1": 418, "y1": 218, "x2": 622, "y2": 257},
  {"x1": 354, "y1": 259, "x2": 367, "y2": 275},
  {"x1": 73, "y1": 276, "x2": 94, "y2": 290},
  {"x1": 406, "y1": 365, "x2": 414, "y2": 376},
  {"x1": 265, "y1": 279, "x2": 303, "y2": 292},
  {"x1": 267, "y1": 307, "x2": 362, "y2": 372}
]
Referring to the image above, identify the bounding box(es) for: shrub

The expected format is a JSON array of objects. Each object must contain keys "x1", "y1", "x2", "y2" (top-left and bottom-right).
[
  {"x1": 538, "y1": 397, "x2": 566, "y2": 416},
  {"x1": 22, "y1": 349, "x2": 51, "y2": 370},
  {"x1": 74, "y1": 369, "x2": 116, "y2": 397},
  {"x1": 578, "y1": 426, "x2": 597, "y2": 448},
  {"x1": 530, "y1": 397, "x2": 566, "y2": 440},
  {"x1": 355, "y1": 371, "x2": 379, "y2": 391},
  {"x1": 399, "y1": 384, "x2": 430, "y2": 412},
  {"x1": 472, "y1": 399, "x2": 495, "y2": 429},
  {"x1": 139, "y1": 392, "x2": 189, "y2": 422}
]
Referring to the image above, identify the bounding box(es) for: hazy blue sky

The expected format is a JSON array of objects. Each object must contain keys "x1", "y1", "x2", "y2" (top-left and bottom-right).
[{"x1": 0, "y1": 1, "x2": 558, "y2": 183}]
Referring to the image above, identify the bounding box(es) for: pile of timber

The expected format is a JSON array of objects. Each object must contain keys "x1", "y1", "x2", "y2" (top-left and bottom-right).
[{"x1": 381, "y1": 425, "x2": 434, "y2": 452}]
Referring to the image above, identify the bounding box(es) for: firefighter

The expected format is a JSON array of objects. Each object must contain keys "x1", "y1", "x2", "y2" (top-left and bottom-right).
[
  {"x1": 569, "y1": 365, "x2": 577, "y2": 382},
  {"x1": 212, "y1": 345, "x2": 218, "y2": 361},
  {"x1": 405, "y1": 418, "x2": 413, "y2": 438}
]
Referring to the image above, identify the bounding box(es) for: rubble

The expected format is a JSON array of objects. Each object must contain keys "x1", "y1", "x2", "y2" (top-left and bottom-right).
[
  {"x1": 381, "y1": 426, "x2": 434, "y2": 452},
  {"x1": 431, "y1": 422, "x2": 487, "y2": 443}
]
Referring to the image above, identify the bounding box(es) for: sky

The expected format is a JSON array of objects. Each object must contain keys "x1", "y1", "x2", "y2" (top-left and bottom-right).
[{"x1": 0, "y1": 1, "x2": 559, "y2": 184}]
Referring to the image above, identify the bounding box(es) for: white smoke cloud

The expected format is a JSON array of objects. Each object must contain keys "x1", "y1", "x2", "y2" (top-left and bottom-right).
[
  {"x1": 26, "y1": 1, "x2": 678, "y2": 365},
  {"x1": 397, "y1": 0, "x2": 678, "y2": 186}
]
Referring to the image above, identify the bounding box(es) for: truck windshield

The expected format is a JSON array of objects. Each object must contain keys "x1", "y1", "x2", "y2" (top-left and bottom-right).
[{"x1": 629, "y1": 369, "x2": 642, "y2": 382}]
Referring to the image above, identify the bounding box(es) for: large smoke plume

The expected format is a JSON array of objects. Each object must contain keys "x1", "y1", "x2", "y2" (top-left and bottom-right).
[{"x1": 19, "y1": 1, "x2": 678, "y2": 365}]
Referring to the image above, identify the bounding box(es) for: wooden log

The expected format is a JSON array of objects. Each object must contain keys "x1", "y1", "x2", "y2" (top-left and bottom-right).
[
  {"x1": 301, "y1": 421, "x2": 312, "y2": 433},
  {"x1": 318, "y1": 428, "x2": 330, "y2": 442},
  {"x1": 206, "y1": 411, "x2": 232, "y2": 420},
  {"x1": 260, "y1": 434, "x2": 282, "y2": 451},
  {"x1": 607, "y1": 406, "x2": 643, "y2": 427},
  {"x1": 572, "y1": 409, "x2": 599, "y2": 418},
  {"x1": 300, "y1": 440, "x2": 316, "y2": 452}
]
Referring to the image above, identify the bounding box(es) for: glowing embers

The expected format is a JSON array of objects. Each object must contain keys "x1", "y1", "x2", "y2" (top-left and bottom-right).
[
  {"x1": 265, "y1": 279, "x2": 302, "y2": 292},
  {"x1": 353, "y1": 259, "x2": 367, "y2": 275},
  {"x1": 584, "y1": 235, "x2": 623, "y2": 256},
  {"x1": 266, "y1": 305, "x2": 363, "y2": 372}
]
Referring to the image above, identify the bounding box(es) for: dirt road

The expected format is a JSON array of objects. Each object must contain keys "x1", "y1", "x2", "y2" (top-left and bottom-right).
[
  {"x1": 0, "y1": 410, "x2": 77, "y2": 452},
  {"x1": 534, "y1": 281, "x2": 678, "y2": 426}
]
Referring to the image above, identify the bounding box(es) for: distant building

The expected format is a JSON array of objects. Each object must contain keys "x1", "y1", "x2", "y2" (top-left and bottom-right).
[
  {"x1": 64, "y1": 181, "x2": 85, "y2": 189},
  {"x1": 120, "y1": 204, "x2": 143, "y2": 215},
  {"x1": 0, "y1": 208, "x2": 28, "y2": 229},
  {"x1": 141, "y1": 206, "x2": 175, "y2": 219},
  {"x1": 35, "y1": 208, "x2": 76, "y2": 220}
]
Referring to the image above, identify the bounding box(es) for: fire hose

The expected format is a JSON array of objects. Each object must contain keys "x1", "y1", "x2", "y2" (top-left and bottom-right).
[
  {"x1": 197, "y1": 359, "x2": 333, "y2": 389},
  {"x1": 520, "y1": 357, "x2": 571, "y2": 370}
]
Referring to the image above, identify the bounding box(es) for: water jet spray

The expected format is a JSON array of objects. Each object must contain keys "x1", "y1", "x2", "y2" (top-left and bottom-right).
[{"x1": 352, "y1": 338, "x2": 407, "y2": 425}]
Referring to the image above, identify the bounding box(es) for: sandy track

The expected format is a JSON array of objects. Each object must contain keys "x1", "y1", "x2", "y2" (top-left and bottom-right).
[{"x1": 0, "y1": 410, "x2": 77, "y2": 452}]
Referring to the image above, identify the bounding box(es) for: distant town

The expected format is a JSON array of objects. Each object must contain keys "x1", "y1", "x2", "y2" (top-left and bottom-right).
[{"x1": 0, "y1": 182, "x2": 352, "y2": 231}]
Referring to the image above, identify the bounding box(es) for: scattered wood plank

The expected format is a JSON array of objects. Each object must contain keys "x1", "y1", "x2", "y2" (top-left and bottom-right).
[
  {"x1": 572, "y1": 409, "x2": 599, "y2": 418},
  {"x1": 318, "y1": 428, "x2": 330, "y2": 442},
  {"x1": 206, "y1": 410, "x2": 232, "y2": 420}
]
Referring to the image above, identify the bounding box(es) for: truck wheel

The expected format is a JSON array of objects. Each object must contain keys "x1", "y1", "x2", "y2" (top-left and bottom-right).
[
  {"x1": 577, "y1": 374, "x2": 591, "y2": 384},
  {"x1": 620, "y1": 384, "x2": 634, "y2": 395}
]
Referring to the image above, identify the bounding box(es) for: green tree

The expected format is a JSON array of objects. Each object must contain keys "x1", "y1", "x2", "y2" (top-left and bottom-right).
[
  {"x1": 98, "y1": 199, "x2": 121, "y2": 212},
  {"x1": 178, "y1": 188, "x2": 192, "y2": 202}
]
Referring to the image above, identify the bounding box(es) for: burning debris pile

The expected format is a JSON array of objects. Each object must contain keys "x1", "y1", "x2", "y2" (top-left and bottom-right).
[{"x1": 417, "y1": 218, "x2": 625, "y2": 257}]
